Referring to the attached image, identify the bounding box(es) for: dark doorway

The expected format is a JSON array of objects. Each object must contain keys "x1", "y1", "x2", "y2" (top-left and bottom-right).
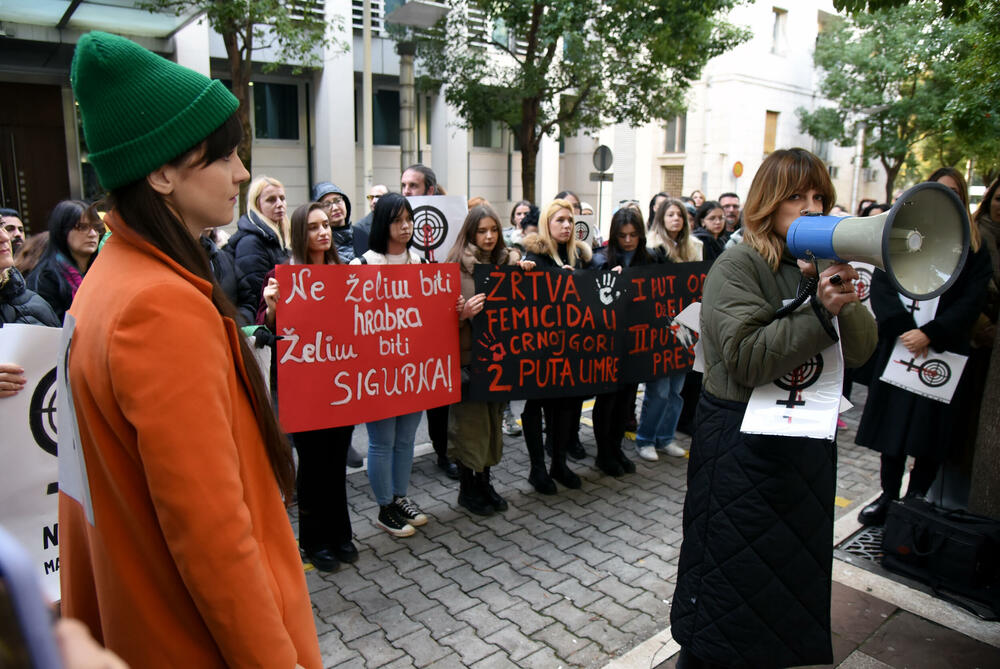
[{"x1": 0, "y1": 82, "x2": 71, "y2": 235}]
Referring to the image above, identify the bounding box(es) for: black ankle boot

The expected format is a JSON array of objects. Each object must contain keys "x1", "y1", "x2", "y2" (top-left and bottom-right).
[
  {"x1": 457, "y1": 463, "x2": 493, "y2": 516},
  {"x1": 858, "y1": 493, "x2": 895, "y2": 526},
  {"x1": 437, "y1": 454, "x2": 459, "y2": 480},
  {"x1": 479, "y1": 467, "x2": 508, "y2": 511},
  {"x1": 550, "y1": 439, "x2": 581, "y2": 489},
  {"x1": 523, "y1": 411, "x2": 556, "y2": 494}
]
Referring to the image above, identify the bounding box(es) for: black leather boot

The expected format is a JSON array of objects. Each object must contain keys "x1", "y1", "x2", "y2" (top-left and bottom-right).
[
  {"x1": 522, "y1": 410, "x2": 556, "y2": 494},
  {"x1": 594, "y1": 433, "x2": 625, "y2": 477},
  {"x1": 457, "y1": 463, "x2": 493, "y2": 516},
  {"x1": 549, "y1": 435, "x2": 582, "y2": 490},
  {"x1": 479, "y1": 467, "x2": 508, "y2": 512},
  {"x1": 857, "y1": 493, "x2": 895, "y2": 526}
]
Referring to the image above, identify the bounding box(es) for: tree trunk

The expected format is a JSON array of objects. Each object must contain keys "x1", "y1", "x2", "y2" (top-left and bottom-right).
[
  {"x1": 881, "y1": 156, "x2": 901, "y2": 202},
  {"x1": 969, "y1": 329, "x2": 1000, "y2": 519},
  {"x1": 519, "y1": 98, "x2": 541, "y2": 204},
  {"x1": 224, "y1": 27, "x2": 253, "y2": 215}
]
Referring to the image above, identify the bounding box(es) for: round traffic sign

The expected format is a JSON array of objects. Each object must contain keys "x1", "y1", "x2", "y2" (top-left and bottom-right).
[{"x1": 593, "y1": 145, "x2": 613, "y2": 172}]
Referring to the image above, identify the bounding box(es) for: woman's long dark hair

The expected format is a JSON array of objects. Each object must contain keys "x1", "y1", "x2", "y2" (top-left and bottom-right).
[
  {"x1": 44, "y1": 199, "x2": 101, "y2": 271},
  {"x1": 368, "y1": 193, "x2": 414, "y2": 254},
  {"x1": 290, "y1": 203, "x2": 341, "y2": 265},
  {"x1": 108, "y1": 113, "x2": 295, "y2": 500},
  {"x1": 648, "y1": 191, "x2": 669, "y2": 229},
  {"x1": 606, "y1": 207, "x2": 652, "y2": 268}
]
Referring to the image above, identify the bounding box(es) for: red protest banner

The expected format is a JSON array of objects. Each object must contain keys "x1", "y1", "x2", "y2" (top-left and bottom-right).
[{"x1": 275, "y1": 263, "x2": 461, "y2": 432}]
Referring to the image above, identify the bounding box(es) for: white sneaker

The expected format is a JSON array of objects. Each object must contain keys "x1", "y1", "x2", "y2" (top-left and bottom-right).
[
  {"x1": 659, "y1": 441, "x2": 686, "y2": 457},
  {"x1": 636, "y1": 445, "x2": 659, "y2": 461}
]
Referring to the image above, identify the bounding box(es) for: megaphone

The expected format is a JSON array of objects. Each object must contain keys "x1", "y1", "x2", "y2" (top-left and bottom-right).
[{"x1": 786, "y1": 182, "x2": 970, "y2": 300}]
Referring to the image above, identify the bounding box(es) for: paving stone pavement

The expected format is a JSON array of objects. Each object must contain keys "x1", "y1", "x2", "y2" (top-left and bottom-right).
[{"x1": 291, "y1": 387, "x2": 883, "y2": 668}]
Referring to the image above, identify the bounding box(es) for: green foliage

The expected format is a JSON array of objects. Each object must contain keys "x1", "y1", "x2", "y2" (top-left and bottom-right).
[
  {"x1": 833, "y1": 0, "x2": 977, "y2": 18},
  {"x1": 142, "y1": 1, "x2": 338, "y2": 73},
  {"x1": 414, "y1": 0, "x2": 748, "y2": 200},
  {"x1": 945, "y1": 0, "x2": 1000, "y2": 182},
  {"x1": 141, "y1": 1, "x2": 343, "y2": 210},
  {"x1": 797, "y1": 2, "x2": 975, "y2": 198}
]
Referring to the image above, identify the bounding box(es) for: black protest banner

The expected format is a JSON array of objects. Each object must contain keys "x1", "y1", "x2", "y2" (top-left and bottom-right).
[
  {"x1": 469, "y1": 261, "x2": 708, "y2": 401},
  {"x1": 619, "y1": 263, "x2": 707, "y2": 383}
]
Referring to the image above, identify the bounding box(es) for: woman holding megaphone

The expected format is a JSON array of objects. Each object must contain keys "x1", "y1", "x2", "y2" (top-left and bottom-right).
[{"x1": 670, "y1": 148, "x2": 877, "y2": 669}]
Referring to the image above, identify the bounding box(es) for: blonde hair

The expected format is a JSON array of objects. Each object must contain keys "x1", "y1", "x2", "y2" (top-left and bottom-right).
[
  {"x1": 247, "y1": 175, "x2": 290, "y2": 246},
  {"x1": 742, "y1": 148, "x2": 835, "y2": 271},
  {"x1": 538, "y1": 199, "x2": 584, "y2": 267},
  {"x1": 650, "y1": 199, "x2": 699, "y2": 262}
]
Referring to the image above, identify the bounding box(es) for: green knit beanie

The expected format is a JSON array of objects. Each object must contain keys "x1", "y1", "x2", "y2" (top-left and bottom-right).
[{"x1": 71, "y1": 31, "x2": 239, "y2": 191}]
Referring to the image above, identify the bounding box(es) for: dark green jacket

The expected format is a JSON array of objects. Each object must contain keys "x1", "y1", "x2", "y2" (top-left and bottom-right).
[{"x1": 700, "y1": 243, "x2": 876, "y2": 403}]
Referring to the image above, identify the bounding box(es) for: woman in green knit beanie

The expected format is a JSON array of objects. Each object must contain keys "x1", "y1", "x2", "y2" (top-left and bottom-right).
[{"x1": 59, "y1": 31, "x2": 321, "y2": 668}]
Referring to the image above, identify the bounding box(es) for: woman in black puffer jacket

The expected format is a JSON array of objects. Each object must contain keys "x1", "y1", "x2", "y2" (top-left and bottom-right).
[
  {"x1": 228, "y1": 175, "x2": 290, "y2": 325},
  {"x1": 1, "y1": 224, "x2": 59, "y2": 398}
]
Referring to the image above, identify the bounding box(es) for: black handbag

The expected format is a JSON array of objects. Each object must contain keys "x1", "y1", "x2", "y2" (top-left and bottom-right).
[{"x1": 882, "y1": 497, "x2": 1000, "y2": 619}]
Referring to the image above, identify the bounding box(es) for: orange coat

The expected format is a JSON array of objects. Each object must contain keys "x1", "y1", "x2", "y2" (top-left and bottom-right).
[{"x1": 59, "y1": 212, "x2": 321, "y2": 668}]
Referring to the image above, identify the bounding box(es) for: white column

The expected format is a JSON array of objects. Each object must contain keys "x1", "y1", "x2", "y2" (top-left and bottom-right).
[
  {"x1": 173, "y1": 15, "x2": 211, "y2": 76},
  {"x1": 313, "y1": 0, "x2": 357, "y2": 200},
  {"x1": 429, "y1": 89, "x2": 469, "y2": 197},
  {"x1": 535, "y1": 132, "x2": 559, "y2": 206}
]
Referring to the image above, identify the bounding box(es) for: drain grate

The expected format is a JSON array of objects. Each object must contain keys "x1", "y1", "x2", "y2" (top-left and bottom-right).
[{"x1": 837, "y1": 525, "x2": 884, "y2": 562}]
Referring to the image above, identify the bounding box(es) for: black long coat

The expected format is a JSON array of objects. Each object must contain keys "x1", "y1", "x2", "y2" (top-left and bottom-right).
[
  {"x1": 855, "y1": 248, "x2": 991, "y2": 459},
  {"x1": 670, "y1": 393, "x2": 837, "y2": 668}
]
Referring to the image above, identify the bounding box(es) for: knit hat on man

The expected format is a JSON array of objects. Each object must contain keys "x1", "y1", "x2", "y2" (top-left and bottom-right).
[{"x1": 70, "y1": 31, "x2": 239, "y2": 191}]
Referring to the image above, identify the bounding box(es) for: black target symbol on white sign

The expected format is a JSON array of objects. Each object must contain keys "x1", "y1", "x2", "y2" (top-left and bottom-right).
[
  {"x1": 574, "y1": 221, "x2": 590, "y2": 241},
  {"x1": 773, "y1": 354, "x2": 824, "y2": 409},
  {"x1": 411, "y1": 205, "x2": 449, "y2": 262},
  {"x1": 30, "y1": 367, "x2": 58, "y2": 456},
  {"x1": 894, "y1": 357, "x2": 951, "y2": 388},
  {"x1": 855, "y1": 267, "x2": 873, "y2": 303}
]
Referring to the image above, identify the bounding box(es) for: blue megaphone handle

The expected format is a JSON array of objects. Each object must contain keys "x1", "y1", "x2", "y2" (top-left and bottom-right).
[{"x1": 785, "y1": 214, "x2": 845, "y2": 261}]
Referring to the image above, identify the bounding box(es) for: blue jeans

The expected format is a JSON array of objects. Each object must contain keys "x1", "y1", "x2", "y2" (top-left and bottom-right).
[
  {"x1": 636, "y1": 372, "x2": 686, "y2": 448},
  {"x1": 366, "y1": 411, "x2": 422, "y2": 506}
]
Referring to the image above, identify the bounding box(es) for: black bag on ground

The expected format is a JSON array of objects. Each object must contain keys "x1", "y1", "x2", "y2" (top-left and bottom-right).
[{"x1": 882, "y1": 497, "x2": 1000, "y2": 619}]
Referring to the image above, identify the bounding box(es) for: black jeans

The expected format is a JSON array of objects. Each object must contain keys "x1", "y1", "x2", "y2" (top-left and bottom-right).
[
  {"x1": 293, "y1": 425, "x2": 355, "y2": 552},
  {"x1": 593, "y1": 384, "x2": 638, "y2": 457}
]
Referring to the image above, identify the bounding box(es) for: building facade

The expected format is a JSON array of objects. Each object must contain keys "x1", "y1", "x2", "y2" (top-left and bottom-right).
[{"x1": 0, "y1": 0, "x2": 886, "y2": 236}]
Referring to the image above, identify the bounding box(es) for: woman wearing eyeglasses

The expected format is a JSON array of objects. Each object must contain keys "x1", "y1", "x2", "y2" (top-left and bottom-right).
[
  {"x1": 692, "y1": 200, "x2": 729, "y2": 264},
  {"x1": 312, "y1": 181, "x2": 355, "y2": 262},
  {"x1": 26, "y1": 200, "x2": 103, "y2": 323}
]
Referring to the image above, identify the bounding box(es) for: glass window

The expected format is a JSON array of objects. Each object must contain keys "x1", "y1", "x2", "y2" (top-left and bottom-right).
[
  {"x1": 764, "y1": 110, "x2": 779, "y2": 154},
  {"x1": 772, "y1": 7, "x2": 788, "y2": 54},
  {"x1": 473, "y1": 121, "x2": 502, "y2": 148},
  {"x1": 665, "y1": 115, "x2": 686, "y2": 153},
  {"x1": 373, "y1": 89, "x2": 401, "y2": 146},
  {"x1": 254, "y1": 82, "x2": 299, "y2": 140}
]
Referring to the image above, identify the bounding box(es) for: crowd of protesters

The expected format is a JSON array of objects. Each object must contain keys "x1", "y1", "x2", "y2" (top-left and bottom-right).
[{"x1": 2, "y1": 32, "x2": 997, "y2": 669}]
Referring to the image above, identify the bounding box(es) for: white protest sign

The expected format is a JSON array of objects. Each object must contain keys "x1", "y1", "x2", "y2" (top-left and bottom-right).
[
  {"x1": 573, "y1": 214, "x2": 596, "y2": 246},
  {"x1": 674, "y1": 301, "x2": 703, "y2": 373},
  {"x1": 406, "y1": 195, "x2": 467, "y2": 263},
  {"x1": 741, "y1": 315, "x2": 844, "y2": 440},
  {"x1": 879, "y1": 340, "x2": 967, "y2": 403},
  {"x1": 849, "y1": 262, "x2": 876, "y2": 317},
  {"x1": 58, "y1": 314, "x2": 94, "y2": 536},
  {"x1": 897, "y1": 293, "x2": 939, "y2": 328},
  {"x1": 0, "y1": 323, "x2": 63, "y2": 601}
]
